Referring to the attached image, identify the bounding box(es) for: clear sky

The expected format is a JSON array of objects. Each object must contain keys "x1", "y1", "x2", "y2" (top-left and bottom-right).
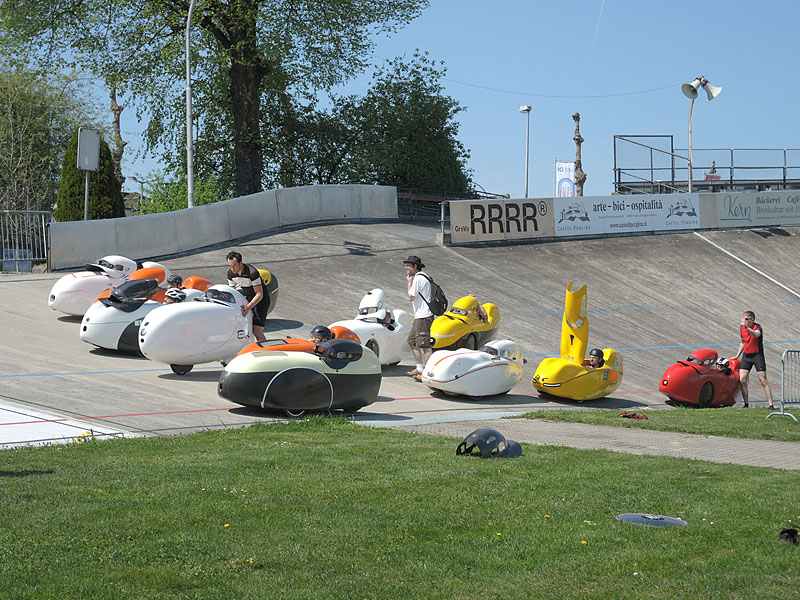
[{"x1": 119, "y1": 0, "x2": 799, "y2": 199}]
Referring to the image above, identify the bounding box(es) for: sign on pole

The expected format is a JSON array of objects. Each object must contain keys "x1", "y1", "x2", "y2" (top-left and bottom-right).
[
  {"x1": 77, "y1": 127, "x2": 101, "y2": 220},
  {"x1": 554, "y1": 160, "x2": 576, "y2": 198}
]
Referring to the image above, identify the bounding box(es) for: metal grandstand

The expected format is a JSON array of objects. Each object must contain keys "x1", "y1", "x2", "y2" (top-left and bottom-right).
[{"x1": 613, "y1": 135, "x2": 800, "y2": 194}]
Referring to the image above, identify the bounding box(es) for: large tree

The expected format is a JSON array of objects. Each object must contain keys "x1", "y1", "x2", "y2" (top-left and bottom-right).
[
  {"x1": 278, "y1": 53, "x2": 472, "y2": 195},
  {"x1": 0, "y1": 0, "x2": 428, "y2": 198}
]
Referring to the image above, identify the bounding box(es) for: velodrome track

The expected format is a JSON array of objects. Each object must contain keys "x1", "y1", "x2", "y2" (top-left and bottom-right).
[{"x1": 2, "y1": 221, "x2": 799, "y2": 446}]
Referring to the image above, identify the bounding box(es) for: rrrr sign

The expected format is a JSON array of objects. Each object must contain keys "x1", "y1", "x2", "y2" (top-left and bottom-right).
[{"x1": 450, "y1": 198, "x2": 554, "y2": 243}]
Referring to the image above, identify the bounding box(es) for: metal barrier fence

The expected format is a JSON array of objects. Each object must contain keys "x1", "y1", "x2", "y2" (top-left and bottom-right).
[
  {"x1": 767, "y1": 350, "x2": 800, "y2": 421},
  {"x1": 0, "y1": 210, "x2": 52, "y2": 272}
]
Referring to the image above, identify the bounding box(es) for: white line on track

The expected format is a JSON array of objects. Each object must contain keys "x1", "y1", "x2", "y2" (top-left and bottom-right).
[{"x1": 694, "y1": 232, "x2": 800, "y2": 299}]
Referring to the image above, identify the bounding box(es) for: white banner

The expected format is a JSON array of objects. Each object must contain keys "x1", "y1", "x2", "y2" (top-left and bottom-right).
[
  {"x1": 716, "y1": 191, "x2": 800, "y2": 228},
  {"x1": 555, "y1": 160, "x2": 576, "y2": 197},
  {"x1": 554, "y1": 193, "x2": 701, "y2": 236}
]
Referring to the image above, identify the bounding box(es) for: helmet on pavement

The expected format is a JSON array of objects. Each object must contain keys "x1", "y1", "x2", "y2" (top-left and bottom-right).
[{"x1": 456, "y1": 427, "x2": 522, "y2": 459}]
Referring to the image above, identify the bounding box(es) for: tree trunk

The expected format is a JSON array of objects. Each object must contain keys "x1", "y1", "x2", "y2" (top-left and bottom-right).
[
  {"x1": 572, "y1": 112, "x2": 587, "y2": 196},
  {"x1": 110, "y1": 84, "x2": 126, "y2": 188},
  {"x1": 229, "y1": 59, "x2": 265, "y2": 197}
]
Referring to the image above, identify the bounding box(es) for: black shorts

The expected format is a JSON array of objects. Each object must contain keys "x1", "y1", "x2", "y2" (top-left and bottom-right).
[
  {"x1": 252, "y1": 295, "x2": 269, "y2": 328},
  {"x1": 740, "y1": 352, "x2": 766, "y2": 372}
]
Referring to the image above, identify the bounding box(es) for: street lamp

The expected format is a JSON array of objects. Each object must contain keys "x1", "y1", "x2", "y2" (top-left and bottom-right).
[
  {"x1": 681, "y1": 75, "x2": 722, "y2": 193},
  {"x1": 185, "y1": 0, "x2": 197, "y2": 208},
  {"x1": 520, "y1": 105, "x2": 532, "y2": 197}
]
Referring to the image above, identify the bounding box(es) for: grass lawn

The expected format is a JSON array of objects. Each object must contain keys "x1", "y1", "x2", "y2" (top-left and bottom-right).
[
  {"x1": 517, "y1": 406, "x2": 800, "y2": 442},
  {"x1": 2, "y1": 417, "x2": 799, "y2": 599}
]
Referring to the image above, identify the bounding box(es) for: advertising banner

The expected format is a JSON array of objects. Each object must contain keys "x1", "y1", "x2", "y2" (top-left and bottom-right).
[
  {"x1": 555, "y1": 160, "x2": 576, "y2": 197},
  {"x1": 450, "y1": 198, "x2": 555, "y2": 243},
  {"x1": 554, "y1": 193, "x2": 701, "y2": 237},
  {"x1": 716, "y1": 191, "x2": 800, "y2": 228}
]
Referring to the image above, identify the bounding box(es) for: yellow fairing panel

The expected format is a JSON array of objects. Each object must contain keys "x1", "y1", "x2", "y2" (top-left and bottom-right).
[
  {"x1": 561, "y1": 282, "x2": 588, "y2": 363},
  {"x1": 258, "y1": 269, "x2": 272, "y2": 285},
  {"x1": 531, "y1": 348, "x2": 623, "y2": 401}
]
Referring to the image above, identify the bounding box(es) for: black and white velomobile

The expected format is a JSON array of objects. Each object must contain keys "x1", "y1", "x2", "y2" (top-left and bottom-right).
[{"x1": 218, "y1": 338, "x2": 381, "y2": 417}]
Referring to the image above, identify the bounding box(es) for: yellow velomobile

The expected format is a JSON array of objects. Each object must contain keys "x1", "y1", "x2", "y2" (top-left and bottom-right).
[
  {"x1": 430, "y1": 295, "x2": 499, "y2": 350},
  {"x1": 531, "y1": 282, "x2": 623, "y2": 401}
]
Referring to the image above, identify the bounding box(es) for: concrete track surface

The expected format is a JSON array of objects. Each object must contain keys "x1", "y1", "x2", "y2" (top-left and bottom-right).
[{"x1": 2, "y1": 221, "x2": 800, "y2": 448}]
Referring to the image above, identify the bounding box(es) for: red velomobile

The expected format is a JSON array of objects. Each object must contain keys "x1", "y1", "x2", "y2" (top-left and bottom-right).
[{"x1": 659, "y1": 348, "x2": 741, "y2": 408}]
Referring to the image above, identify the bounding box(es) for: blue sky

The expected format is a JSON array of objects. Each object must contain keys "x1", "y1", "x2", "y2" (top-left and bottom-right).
[{"x1": 119, "y1": 0, "x2": 799, "y2": 199}]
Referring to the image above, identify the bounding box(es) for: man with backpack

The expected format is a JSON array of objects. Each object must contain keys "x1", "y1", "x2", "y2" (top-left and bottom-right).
[{"x1": 403, "y1": 255, "x2": 438, "y2": 381}]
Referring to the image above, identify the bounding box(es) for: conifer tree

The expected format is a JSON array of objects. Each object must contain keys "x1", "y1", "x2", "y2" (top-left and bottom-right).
[{"x1": 55, "y1": 130, "x2": 124, "y2": 221}]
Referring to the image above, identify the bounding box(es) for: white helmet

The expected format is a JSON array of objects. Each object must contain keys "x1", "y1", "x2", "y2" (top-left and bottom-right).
[
  {"x1": 717, "y1": 357, "x2": 730, "y2": 369},
  {"x1": 165, "y1": 288, "x2": 186, "y2": 302}
]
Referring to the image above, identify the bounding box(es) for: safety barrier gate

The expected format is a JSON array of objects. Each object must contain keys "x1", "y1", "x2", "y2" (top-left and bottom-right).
[
  {"x1": 1, "y1": 210, "x2": 51, "y2": 272},
  {"x1": 767, "y1": 350, "x2": 800, "y2": 421}
]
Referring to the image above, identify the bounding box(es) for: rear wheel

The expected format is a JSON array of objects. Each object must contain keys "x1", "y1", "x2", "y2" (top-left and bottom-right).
[
  {"x1": 463, "y1": 334, "x2": 477, "y2": 350},
  {"x1": 171, "y1": 364, "x2": 193, "y2": 375},
  {"x1": 365, "y1": 339, "x2": 379, "y2": 359},
  {"x1": 284, "y1": 408, "x2": 306, "y2": 418},
  {"x1": 699, "y1": 382, "x2": 714, "y2": 408}
]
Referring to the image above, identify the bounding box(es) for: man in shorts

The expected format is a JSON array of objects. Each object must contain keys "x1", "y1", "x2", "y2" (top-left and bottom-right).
[
  {"x1": 403, "y1": 255, "x2": 433, "y2": 381},
  {"x1": 226, "y1": 251, "x2": 268, "y2": 342},
  {"x1": 734, "y1": 310, "x2": 775, "y2": 409}
]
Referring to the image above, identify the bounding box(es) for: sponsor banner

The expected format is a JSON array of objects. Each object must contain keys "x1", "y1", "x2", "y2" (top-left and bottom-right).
[
  {"x1": 555, "y1": 161, "x2": 576, "y2": 197},
  {"x1": 716, "y1": 191, "x2": 800, "y2": 228},
  {"x1": 450, "y1": 198, "x2": 554, "y2": 243},
  {"x1": 554, "y1": 194, "x2": 701, "y2": 237}
]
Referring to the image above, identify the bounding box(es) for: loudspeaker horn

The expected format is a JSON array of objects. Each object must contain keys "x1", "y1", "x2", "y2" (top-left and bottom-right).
[
  {"x1": 703, "y1": 81, "x2": 722, "y2": 101},
  {"x1": 682, "y1": 78, "x2": 701, "y2": 100}
]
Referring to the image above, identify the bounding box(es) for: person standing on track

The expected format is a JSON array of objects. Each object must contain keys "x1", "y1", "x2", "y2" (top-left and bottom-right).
[
  {"x1": 733, "y1": 310, "x2": 775, "y2": 409},
  {"x1": 226, "y1": 251, "x2": 268, "y2": 343}
]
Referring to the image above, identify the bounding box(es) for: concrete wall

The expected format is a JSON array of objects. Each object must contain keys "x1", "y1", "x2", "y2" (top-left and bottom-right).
[{"x1": 49, "y1": 185, "x2": 397, "y2": 270}]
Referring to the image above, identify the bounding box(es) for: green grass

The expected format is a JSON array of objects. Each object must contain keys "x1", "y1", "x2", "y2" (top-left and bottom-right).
[
  {"x1": 2, "y1": 417, "x2": 800, "y2": 599},
  {"x1": 517, "y1": 406, "x2": 800, "y2": 442}
]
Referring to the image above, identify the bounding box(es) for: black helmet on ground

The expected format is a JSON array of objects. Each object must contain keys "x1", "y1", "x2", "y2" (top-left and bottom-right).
[
  {"x1": 456, "y1": 427, "x2": 522, "y2": 459},
  {"x1": 310, "y1": 325, "x2": 333, "y2": 342}
]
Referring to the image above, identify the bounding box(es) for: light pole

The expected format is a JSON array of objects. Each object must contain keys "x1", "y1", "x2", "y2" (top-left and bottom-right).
[
  {"x1": 681, "y1": 75, "x2": 722, "y2": 193},
  {"x1": 520, "y1": 105, "x2": 532, "y2": 197},
  {"x1": 185, "y1": 0, "x2": 197, "y2": 208}
]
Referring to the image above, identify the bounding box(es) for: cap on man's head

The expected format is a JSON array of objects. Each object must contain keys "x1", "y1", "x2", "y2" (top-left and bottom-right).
[{"x1": 403, "y1": 255, "x2": 425, "y2": 269}]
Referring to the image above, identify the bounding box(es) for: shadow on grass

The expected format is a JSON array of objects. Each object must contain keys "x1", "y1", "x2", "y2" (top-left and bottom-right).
[{"x1": 0, "y1": 469, "x2": 55, "y2": 478}]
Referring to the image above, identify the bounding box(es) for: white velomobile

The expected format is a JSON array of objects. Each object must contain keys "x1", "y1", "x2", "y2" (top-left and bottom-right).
[
  {"x1": 138, "y1": 285, "x2": 252, "y2": 375},
  {"x1": 329, "y1": 288, "x2": 412, "y2": 365},
  {"x1": 80, "y1": 277, "x2": 204, "y2": 353},
  {"x1": 48, "y1": 255, "x2": 141, "y2": 316},
  {"x1": 420, "y1": 339, "x2": 525, "y2": 398}
]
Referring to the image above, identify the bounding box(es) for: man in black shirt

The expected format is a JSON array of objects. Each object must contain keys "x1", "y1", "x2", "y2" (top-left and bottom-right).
[{"x1": 226, "y1": 251, "x2": 268, "y2": 342}]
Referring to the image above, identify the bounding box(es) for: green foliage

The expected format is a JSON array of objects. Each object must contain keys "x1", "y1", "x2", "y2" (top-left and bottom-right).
[
  {"x1": 0, "y1": 0, "x2": 430, "y2": 196},
  {"x1": 54, "y1": 130, "x2": 124, "y2": 221},
  {"x1": 0, "y1": 65, "x2": 105, "y2": 211},
  {"x1": 273, "y1": 53, "x2": 473, "y2": 196},
  {"x1": 1, "y1": 419, "x2": 800, "y2": 599},
  {"x1": 139, "y1": 173, "x2": 223, "y2": 214}
]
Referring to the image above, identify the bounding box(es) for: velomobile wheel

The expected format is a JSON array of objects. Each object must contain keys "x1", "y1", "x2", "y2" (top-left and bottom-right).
[
  {"x1": 699, "y1": 382, "x2": 714, "y2": 408},
  {"x1": 463, "y1": 334, "x2": 477, "y2": 350},
  {"x1": 171, "y1": 364, "x2": 193, "y2": 375},
  {"x1": 284, "y1": 408, "x2": 306, "y2": 418},
  {"x1": 365, "y1": 339, "x2": 379, "y2": 359}
]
